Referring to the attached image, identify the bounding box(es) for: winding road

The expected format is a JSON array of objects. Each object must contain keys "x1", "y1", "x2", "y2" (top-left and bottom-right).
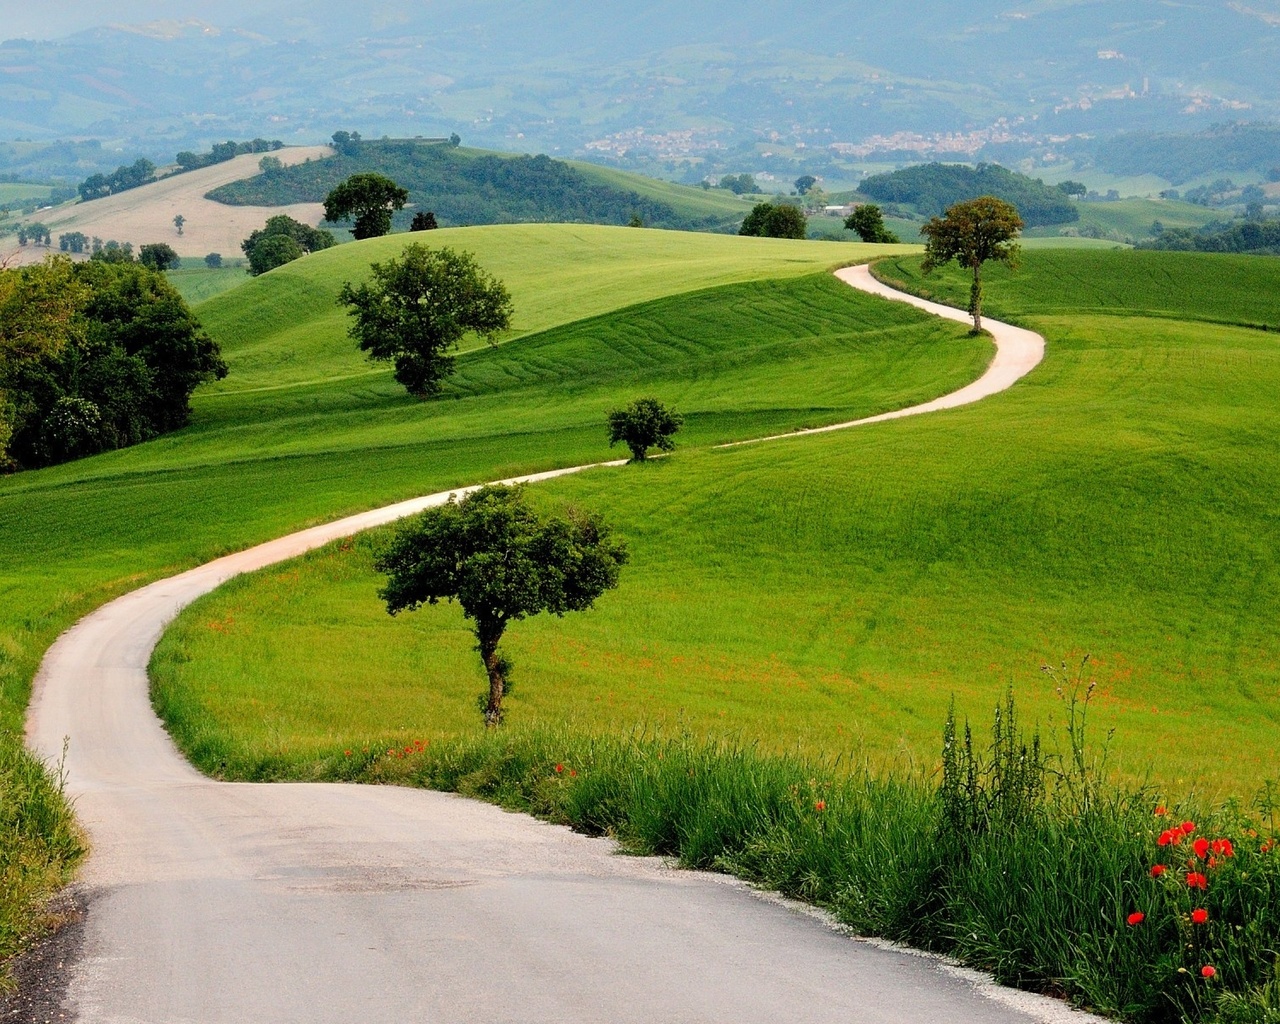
[{"x1": 22, "y1": 266, "x2": 1069, "y2": 1023}]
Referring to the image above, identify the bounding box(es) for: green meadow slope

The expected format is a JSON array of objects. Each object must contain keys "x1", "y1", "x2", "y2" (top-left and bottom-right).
[{"x1": 147, "y1": 248, "x2": 1280, "y2": 797}]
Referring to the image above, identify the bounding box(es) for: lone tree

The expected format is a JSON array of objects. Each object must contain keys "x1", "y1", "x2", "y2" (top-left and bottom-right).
[
  {"x1": 920, "y1": 195, "x2": 1023, "y2": 331},
  {"x1": 739, "y1": 202, "x2": 807, "y2": 239},
  {"x1": 339, "y1": 243, "x2": 512, "y2": 398},
  {"x1": 173, "y1": 214, "x2": 185, "y2": 236},
  {"x1": 375, "y1": 485, "x2": 628, "y2": 725},
  {"x1": 139, "y1": 243, "x2": 180, "y2": 271},
  {"x1": 844, "y1": 204, "x2": 900, "y2": 244},
  {"x1": 607, "y1": 398, "x2": 683, "y2": 462},
  {"x1": 324, "y1": 173, "x2": 409, "y2": 239},
  {"x1": 410, "y1": 210, "x2": 439, "y2": 231},
  {"x1": 794, "y1": 174, "x2": 817, "y2": 195}
]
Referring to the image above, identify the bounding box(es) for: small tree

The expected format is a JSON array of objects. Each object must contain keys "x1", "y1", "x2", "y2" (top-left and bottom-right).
[
  {"x1": 173, "y1": 214, "x2": 185, "y2": 236},
  {"x1": 324, "y1": 173, "x2": 409, "y2": 239},
  {"x1": 1057, "y1": 180, "x2": 1087, "y2": 198},
  {"x1": 410, "y1": 210, "x2": 439, "y2": 231},
  {"x1": 608, "y1": 398, "x2": 683, "y2": 461},
  {"x1": 375, "y1": 485, "x2": 627, "y2": 725},
  {"x1": 794, "y1": 174, "x2": 818, "y2": 195},
  {"x1": 920, "y1": 195, "x2": 1023, "y2": 331},
  {"x1": 844, "y1": 204, "x2": 900, "y2": 243},
  {"x1": 139, "y1": 243, "x2": 180, "y2": 271},
  {"x1": 739, "y1": 202, "x2": 807, "y2": 239},
  {"x1": 204, "y1": 252, "x2": 223, "y2": 268},
  {"x1": 339, "y1": 243, "x2": 512, "y2": 398},
  {"x1": 246, "y1": 234, "x2": 304, "y2": 276}
]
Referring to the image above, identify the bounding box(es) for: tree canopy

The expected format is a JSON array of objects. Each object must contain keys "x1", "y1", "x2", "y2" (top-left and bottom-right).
[
  {"x1": 375, "y1": 484, "x2": 627, "y2": 725},
  {"x1": 607, "y1": 398, "x2": 683, "y2": 461},
  {"x1": 139, "y1": 243, "x2": 180, "y2": 271},
  {"x1": 324, "y1": 173, "x2": 409, "y2": 239},
  {"x1": 740, "y1": 202, "x2": 808, "y2": 239},
  {"x1": 339, "y1": 243, "x2": 512, "y2": 398},
  {"x1": 241, "y1": 215, "x2": 335, "y2": 276},
  {"x1": 844, "y1": 204, "x2": 900, "y2": 243},
  {"x1": 860, "y1": 163, "x2": 1075, "y2": 227},
  {"x1": 0, "y1": 256, "x2": 226, "y2": 469},
  {"x1": 920, "y1": 196, "x2": 1023, "y2": 331}
]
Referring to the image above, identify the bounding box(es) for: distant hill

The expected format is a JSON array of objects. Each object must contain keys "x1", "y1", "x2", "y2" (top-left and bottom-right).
[
  {"x1": 207, "y1": 140, "x2": 746, "y2": 232},
  {"x1": 1093, "y1": 124, "x2": 1280, "y2": 186},
  {"x1": 859, "y1": 164, "x2": 1079, "y2": 228}
]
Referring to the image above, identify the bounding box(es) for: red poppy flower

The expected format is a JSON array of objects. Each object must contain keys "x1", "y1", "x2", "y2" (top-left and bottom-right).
[
  {"x1": 554, "y1": 763, "x2": 564, "y2": 774},
  {"x1": 1201, "y1": 965, "x2": 1216, "y2": 979},
  {"x1": 1154, "y1": 805, "x2": 1167, "y2": 816},
  {"x1": 1211, "y1": 838, "x2": 1234, "y2": 858},
  {"x1": 1181, "y1": 821, "x2": 1196, "y2": 834},
  {"x1": 1157, "y1": 830, "x2": 1176, "y2": 847},
  {"x1": 1186, "y1": 871, "x2": 1208, "y2": 890},
  {"x1": 1193, "y1": 837, "x2": 1210, "y2": 859},
  {"x1": 1150, "y1": 864, "x2": 1167, "y2": 878},
  {"x1": 1126, "y1": 911, "x2": 1145, "y2": 926},
  {"x1": 569, "y1": 769, "x2": 577, "y2": 777},
  {"x1": 814, "y1": 800, "x2": 827, "y2": 812},
  {"x1": 1191, "y1": 908, "x2": 1209, "y2": 924},
  {"x1": 344, "y1": 750, "x2": 352, "y2": 757}
]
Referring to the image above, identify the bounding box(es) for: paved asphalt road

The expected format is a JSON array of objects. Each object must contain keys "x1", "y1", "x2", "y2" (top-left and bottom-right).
[{"x1": 24, "y1": 267, "x2": 1084, "y2": 1023}]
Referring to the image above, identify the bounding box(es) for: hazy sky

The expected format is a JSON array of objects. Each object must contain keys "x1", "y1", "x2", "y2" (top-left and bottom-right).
[{"x1": 0, "y1": 0, "x2": 290, "y2": 38}]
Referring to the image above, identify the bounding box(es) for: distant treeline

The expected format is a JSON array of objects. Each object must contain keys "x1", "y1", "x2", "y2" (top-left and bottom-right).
[
  {"x1": 207, "y1": 138, "x2": 735, "y2": 232},
  {"x1": 858, "y1": 163, "x2": 1078, "y2": 227},
  {"x1": 78, "y1": 138, "x2": 284, "y2": 202},
  {"x1": 1095, "y1": 123, "x2": 1280, "y2": 186},
  {"x1": 1138, "y1": 218, "x2": 1280, "y2": 256}
]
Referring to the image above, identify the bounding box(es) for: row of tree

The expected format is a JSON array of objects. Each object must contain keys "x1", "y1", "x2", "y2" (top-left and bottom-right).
[
  {"x1": 0, "y1": 257, "x2": 226, "y2": 469},
  {"x1": 1138, "y1": 217, "x2": 1280, "y2": 256},
  {"x1": 77, "y1": 139, "x2": 285, "y2": 202}
]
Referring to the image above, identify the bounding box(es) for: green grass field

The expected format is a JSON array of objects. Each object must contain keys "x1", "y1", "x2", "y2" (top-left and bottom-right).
[
  {"x1": 1023, "y1": 198, "x2": 1222, "y2": 242},
  {"x1": 141, "y1": 247, "x2": 1280, "y2": 798},
  {"x1": 166, "y1": 264, "x2": 250, "y2": 305},
  {"x1": 0, "y1": 184, "x2": 52, "y2": 204},
  {"x1": 568, "y1": 163, "x2": 754, "y2": 222}
]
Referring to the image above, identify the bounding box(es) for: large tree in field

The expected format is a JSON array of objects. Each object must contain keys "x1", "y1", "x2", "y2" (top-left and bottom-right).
[
  {"x1": 920, "y1": 195, "x2": 1023, "y2": 331},
  {"x1": 375, "y1": 485, "x2": 628, "y2": 726},
  {"x1": 844, "y1": 204, "x2": 900, "y2": 244},
  {"x1": 739, "y1": 202, "x2": 807, "y2": 240},
  {"x1": 339, "y1": 243, "x2": 512, "y2": 398},
  {"x1": 324, "y1": 173, "x2": 409, "y2": 239}
]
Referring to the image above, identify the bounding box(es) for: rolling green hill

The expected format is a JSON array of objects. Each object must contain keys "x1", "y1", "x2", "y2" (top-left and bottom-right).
[{"x1": 207, "y1": 140, "x2": 747, "y2": 232}]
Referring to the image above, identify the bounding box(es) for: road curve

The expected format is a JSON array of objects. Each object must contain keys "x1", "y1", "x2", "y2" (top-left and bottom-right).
[
  {"x1": 22, "y1": 266, "x2": 1074, "y2": 1024},
  {"x1": 719, "y1": 264, "x2": 1044, "y2": 447}
]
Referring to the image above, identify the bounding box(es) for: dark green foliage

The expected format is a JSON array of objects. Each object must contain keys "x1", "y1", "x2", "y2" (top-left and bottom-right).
[
  {"x1": 1095, "y1": 124, "x2": 1280, "y2": 186},
  {"x1": 17, "y1": 223, "x2": 50, "y2": 246},
  {"x1": 175, "y1": 138, "x2": 282, "y2": 172},
  {"x1": 607, "y1": 397, "x2": 683, "y2": 461},
  {"x1": 204, "y1": 252, "x2": 222, "y2": 269},
  {"x1": 410, "y1": 210, "x2": 438, "y2": 231},
  {"x1": 844, "y1": 203, "x2": 900, "y2": 243},
  {"x1": 375, "y1": 484, "x2": 627, "y2": 724},
  {"x1": 739, "y1": 202, "x2": 807, "y2": 239},
  {"x1": 207, "y1": 140, "x2": 729, "y2": 231},
  {"x1": 57, "y1": 231, "x2": 88, "y2": 254},
  {"x1": 241, "y1": 215, "x2": 336, "y2": 276},
  {"x1": 920, "y1": 196, "x2": 1023, "y2": 329},
  {"x1": 339, "y1": 243, "x2": 512, "y2": 398},
  {"x1": 719, "y1": 173, "x2": 758, "y2": 195},
  {"x1": 91, "y1": 241, "x2": 134, "y2": 264},
  {"x1": 860, "y1": 163, "x2": 1077, "y2": 227},
  {"x1": 77, "y1": 158, "x2": 154, "y2": 202},
  {"x1": 1058, "y1": 180, "x2": 1087, "y2": 197},
  {"x1": 138, "y1": 243, "x2": 180, "y2": 271},
  {"x1": 794, "y1": 175, "x2": 817, "y2": 195},
  {"x1": 331, "y1": 130, "x2": 364, "y2": 157},
  {"x1": 1138, "y1": 219, "x2": 1280, "y2": 256},
  {"x1": 323, "y1": 173, "x2": 409, "y2": 240},
  {"x1": 0, "y1": 258, "x2": 227, "y2": 469}
]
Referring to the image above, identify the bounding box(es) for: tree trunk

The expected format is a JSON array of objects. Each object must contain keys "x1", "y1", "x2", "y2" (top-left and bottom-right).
[
  {"x1": 970, "y1": 263, "x2": 983, "y2": 332},
  {"x1": 477, "y1": 621, "x2": 507, "y2": 727}
]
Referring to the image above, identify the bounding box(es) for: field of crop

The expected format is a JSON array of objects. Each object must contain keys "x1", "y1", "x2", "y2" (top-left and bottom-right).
[
  {"x1": 1023, "y1": 198, "x2": 1222, "y2": 242},
  {"x1": 0, "y1": 184, "x2": 52, "y2": 204},
  {"x1": 139, "y1": 247, "x2": 1280, "y2": 801}
]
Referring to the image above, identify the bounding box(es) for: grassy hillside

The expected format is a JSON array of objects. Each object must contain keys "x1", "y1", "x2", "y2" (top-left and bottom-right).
[
  {"x1": 207, "y1": 141, "x2": 746, "y2": 232},
  {"x1": 1024, "y1": 198, "x2": 1223, "y2": 243},
  {"x1": 143, "y1": 248, "x2": 1280, "y2": 797}
]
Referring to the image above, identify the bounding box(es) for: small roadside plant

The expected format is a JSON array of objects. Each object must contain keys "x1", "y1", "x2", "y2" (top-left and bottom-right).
[
  {"x1": 374, "y1": 484, "x2": 627, "y2": 726},
  {"x1": 920, "y1": 195, "x2": 1023, "y2": 331},
  {"x1": 607, "y1": 397, "x2": 683, "y2": 462},
  {"x1": 339, "y1": 243, "x2": 512, "y2": 398}
]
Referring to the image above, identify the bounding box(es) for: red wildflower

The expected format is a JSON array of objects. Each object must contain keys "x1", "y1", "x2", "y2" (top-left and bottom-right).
[
  {"x1": 554, "y1": 763, "x2": 564, "y2": 774},
  {"x1": 344, "y1": 750, "x2": 352, "y2": 757},
  {"x1": 1126, "y1": 911, "x2": 1145, "y2": 926},
  {"x1": 1211, "y1": 838, "x2": 1234, "y2": 858},
  {"x1": 1262, "y1": 840, "x2": 1275, "y2": 854},
  {"x1": 814, "y1": 800, "x2": 827, "y2": 812},
  {"x1": 1186, "y1": 871, "x2": 1208, "y2": 890},
  {"x1": 1157, "y1": 830, "x2": 1176, "y2": 847},
  {"x1": 1191, "y1": 908, "x2": 1209, "y2": 924},
  {"x1": 1150, "y1": 864, "x2": 1167, "y2": 878},
  {"x1": 1181, "y1": 821, "x2": 1196, "y2": 834},
  {"x1": 405, "y1": 746, "x2": 413, "y2": 754},
  {"x1": 1201, "y1": 965, "x2": 1216, "y2": 979},
  {"x1": 1154, "y1": 805, "x2": 1167, "y2": 816},
  {"x1": 1193, "y1": 837, "x2": 1210, "y2": 859}
]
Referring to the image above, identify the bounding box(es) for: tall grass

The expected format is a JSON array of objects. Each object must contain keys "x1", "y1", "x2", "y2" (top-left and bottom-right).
[
  {"x1": 0, "y1": 740, "x2": 83, "y2": 987},
  {"x1": 174, "y1": 692, "x2": 1279, "y2": 1024}
]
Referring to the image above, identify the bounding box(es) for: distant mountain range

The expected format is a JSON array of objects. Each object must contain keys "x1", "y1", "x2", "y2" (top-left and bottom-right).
[{"x1": 2, "y1": 1, "x2": 1279, "y2": 180}]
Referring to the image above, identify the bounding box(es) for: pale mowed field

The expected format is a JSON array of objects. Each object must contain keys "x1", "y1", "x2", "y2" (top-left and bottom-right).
[{"x1": 1, "y1": 146, "x2": 333, "y2": 265}]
